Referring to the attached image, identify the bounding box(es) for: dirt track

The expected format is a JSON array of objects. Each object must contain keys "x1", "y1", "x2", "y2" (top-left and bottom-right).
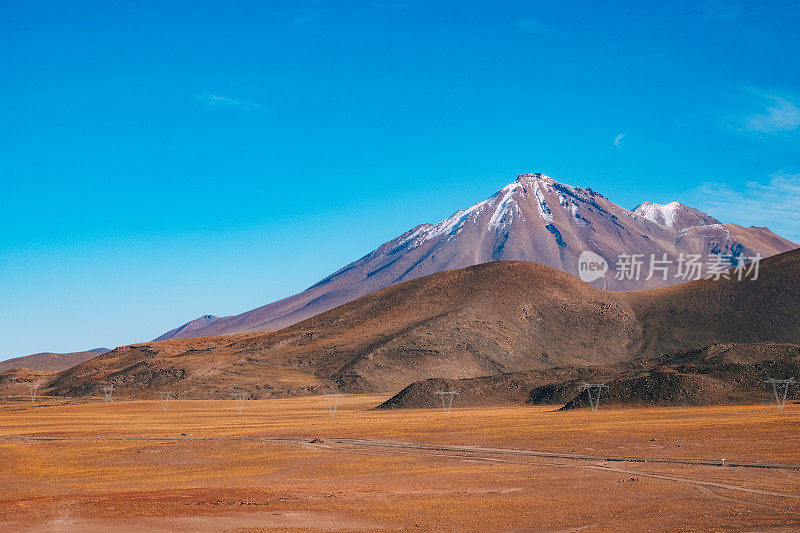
[{"x1": 6, "y1": 434, "x2": 800, "y2": 471}]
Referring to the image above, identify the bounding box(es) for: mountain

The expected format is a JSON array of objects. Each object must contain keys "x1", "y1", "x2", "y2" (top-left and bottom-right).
[
  {"x1": 156, "y1": 173, "x2": 796, "y2": 341},
  {"x1": 153, "y1": 315, "x2": 220, "y2": 341},
  {"x1": 46, "y1": 248, "x2": 800, "y2": 399},
  {"x1": 0, "y1": 348, "x2": 111, "y2": 373},
  {"x1": 633, "y1": 201, "x2": 720, "y2": 229}
]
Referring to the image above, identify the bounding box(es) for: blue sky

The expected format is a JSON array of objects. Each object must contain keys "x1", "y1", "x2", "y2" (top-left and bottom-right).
[{"x1": 2, "y1": 0, "x2": 799, "y2": 360}]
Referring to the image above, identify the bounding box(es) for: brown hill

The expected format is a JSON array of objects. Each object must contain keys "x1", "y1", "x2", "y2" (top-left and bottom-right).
[
  {"x1": 620, "y1": 247, "x2": 800, "y2": 357},
  {"x1": 555, "y1": 342, "x2": 800, "y2": 409},
  {"x1": 0, "y1": 348, "x2": 110, "y2": 373},
  {"x1": 48, "y1": 261, "x2": 642, "y2": 398},
  {"x1": 378, "y1": 343, "x2": 800, "y2": 410},
  {"x1": 46, "y1": 249, "x2": 800, "y2": 401},
  {"x1": 0, "y1": 367, "x2": 56, "y2": 399},
  {"x1": 375, "y1": 369, "x2": 608, "y2": 410}
]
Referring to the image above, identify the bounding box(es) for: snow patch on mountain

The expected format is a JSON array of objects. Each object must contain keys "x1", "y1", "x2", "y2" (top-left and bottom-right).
[
  {"x1": 679, "y1": 223, "x2": 730, "y2": 241},
  {"x1": 532, "y1": 181, "x2": 554, "y2": 224},
  {"x1": 395, "y1": 197, "x2": 493, "y2": 249},
  {"x1": 488, "y1": 182, "x2": 521, "y2": 232},
  {"x1": 636, "y1": 201, "x2": 681, "y2": 227}
]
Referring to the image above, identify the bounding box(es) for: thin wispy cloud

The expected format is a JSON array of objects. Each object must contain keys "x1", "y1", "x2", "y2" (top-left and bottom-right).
[
  {"x1": 370, "y1": 0, "x2": 410, "y2": 8},
  {"x1": 614, "y1": 133, "x2": 624, "y2": 149},
  {"x1": 196, "y1": 94, "x2": 265, "y2": 112},
  {"x1": 689, "y1": 173, "x2": 800, "y2": 243},
  {"x1": 700, "y1": 0, "x2": 742, "y2": 20},
  {"x1": 517, "y1": 18, "x2": 551, "y2": 36},
  {"x1": 293, "y1": 7, "x2": 322, "y2": 27},
  {"x1": 743, "y1": 95, "x2": 800, "y2": 134}
]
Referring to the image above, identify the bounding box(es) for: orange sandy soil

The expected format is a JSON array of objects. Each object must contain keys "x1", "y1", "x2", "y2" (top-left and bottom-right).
[{"x1": 1, "y1": 395, "x2": 799, "y2": 532}]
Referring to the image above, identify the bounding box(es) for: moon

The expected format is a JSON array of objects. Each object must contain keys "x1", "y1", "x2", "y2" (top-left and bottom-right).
[{"x1": 614, "y1": 133, "x2": 624, "y2": 148}]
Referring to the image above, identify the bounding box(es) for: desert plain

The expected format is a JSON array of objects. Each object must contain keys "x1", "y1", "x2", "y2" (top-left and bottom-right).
[{"x1": 1, "y1": 395, "x2": 799, "y2": 532}]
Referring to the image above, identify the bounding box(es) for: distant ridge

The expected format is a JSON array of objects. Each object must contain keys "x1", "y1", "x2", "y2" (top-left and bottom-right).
[
  {"x1": 153, "y1": 315, "x2": 220, "y2": 341},
  {"x1": 0, "y1": 348, "x2": 111, "y2": 373}
]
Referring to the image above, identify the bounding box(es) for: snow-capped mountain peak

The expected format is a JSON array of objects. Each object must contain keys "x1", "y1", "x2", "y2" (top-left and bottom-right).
[
  {"x1": 394, "y1": 174, "x2": 727, "y2": 256},
  {"x1": 392, "y1": 172, "x2": 565, "y2": 250},
  {"x1": 517, "y1": 172, "x2": 554, "y2": 183},
  {"x1": 634, "y1": 201, "x2": 720, "y2": 230},
  {"x1": 634, "y1": 201, "x2": 681, "y2": 227}
]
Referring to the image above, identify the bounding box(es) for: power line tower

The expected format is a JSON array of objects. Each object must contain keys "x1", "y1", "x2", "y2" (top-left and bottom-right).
[
  {"x1": 434, "y1": 390, "x2": 459, "y2": 417},
  {"x1": 764, "y1": 378, "x2": 796, "y2": 410},
  {"x1": 157, "y1": 391, "x2": 174, "y2": 413},
  {"x1": 324, "y1": 393, "x2": 342, "y2": 419},
  {"x1": 27, "y1": 383, "x2": 39, "y2": 403},
  {"x1": 102, "y1": 384, "x2": 114, "y2": 403},
  {"x1": 579, "y1": 383, "x2": 608, "y2": 413},
  {"x1": 232, "y1": 392, "x2": 248, "y2": 414}
]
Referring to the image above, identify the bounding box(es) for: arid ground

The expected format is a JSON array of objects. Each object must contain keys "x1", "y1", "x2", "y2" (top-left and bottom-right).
[{"x1": 1, "y1": 396, "x2": 799, "y2": 532}]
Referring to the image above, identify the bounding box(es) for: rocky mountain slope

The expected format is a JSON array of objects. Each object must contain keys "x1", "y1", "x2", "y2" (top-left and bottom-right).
[{"x1": 159, "y1": 173, "x2": 796, "y2": 340}]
